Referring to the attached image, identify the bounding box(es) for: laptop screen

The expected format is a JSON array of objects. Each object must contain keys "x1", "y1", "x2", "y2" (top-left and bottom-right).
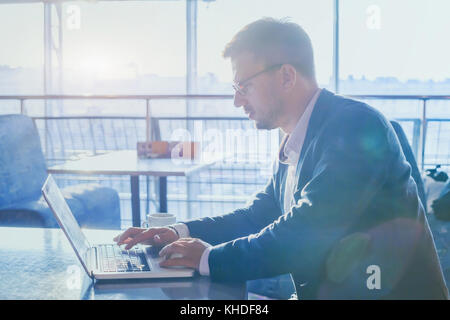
[{"x1": 42, "y1": 175, "x2": 91, "y2": 269}]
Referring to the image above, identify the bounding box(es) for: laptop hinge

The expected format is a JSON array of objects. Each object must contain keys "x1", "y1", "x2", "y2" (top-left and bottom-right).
[
  {"x1": 87, "y1": 246, "x2": 99, "y2": 275},
  {"x1": 93, "y1": 246, "x2": 99, "y2": 271}
]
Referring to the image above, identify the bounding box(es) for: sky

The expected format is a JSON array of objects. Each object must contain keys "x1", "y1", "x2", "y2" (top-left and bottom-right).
[{"x1": 0, "y1": 0, "x2": 449, "y2": 84}]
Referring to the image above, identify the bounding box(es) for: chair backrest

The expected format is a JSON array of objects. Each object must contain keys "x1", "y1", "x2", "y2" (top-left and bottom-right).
[
  {"x1": 390, "y1": 120, "x2": 427, "y2": 210},
  {"x1": 0, "y1": 114, "x2": 48, "y2": 207}
]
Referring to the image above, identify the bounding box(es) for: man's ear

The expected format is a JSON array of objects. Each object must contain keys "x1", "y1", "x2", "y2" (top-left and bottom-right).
[{"x1": 280, "y1": 64, "x2": 297, "y2": 91}]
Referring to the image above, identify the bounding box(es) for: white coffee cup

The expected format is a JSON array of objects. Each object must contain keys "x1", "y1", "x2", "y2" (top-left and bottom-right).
[{"x1": 141, "y1": 212, "x2": 176, "y2": 228}]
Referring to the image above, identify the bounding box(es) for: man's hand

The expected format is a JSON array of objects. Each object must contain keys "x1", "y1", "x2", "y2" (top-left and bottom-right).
[
  {"x1": 159, "y1": 238, "x2": 211, "y2": 271},
  {"x1": 113, "y1": 227, "x2": 179, "y2": 250}
]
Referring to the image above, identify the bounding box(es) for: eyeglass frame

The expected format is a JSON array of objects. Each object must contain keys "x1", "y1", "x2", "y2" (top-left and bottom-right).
[{"x1": 232, "y1": 63, "x2": 284, "y2": 96}]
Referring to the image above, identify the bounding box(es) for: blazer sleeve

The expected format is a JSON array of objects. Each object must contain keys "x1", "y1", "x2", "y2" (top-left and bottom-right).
[
  {"x1": 207, "y1": 107, "x2": 402, "y2": 281},
  {"x1": 182, "y1": 172, "x2": 283, "y2": 246}
]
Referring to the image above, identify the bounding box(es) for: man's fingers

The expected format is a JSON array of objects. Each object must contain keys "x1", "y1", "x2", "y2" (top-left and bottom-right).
[
  {"x1": 115, "y1": 227, "x2": 178, "y2": 249},
  {"x1": 159, "y1": 242, "x2": 187, "y2": 257},
  {"x1": 114, "y1": 227, "x2": 143, "y2": 244},
  {"x1": 123, "y1": 229, "x2": 158, "y2": 250},
  {"x1": 159, "y1": 257, "x2": 193, "y2": 269},
  {"x1": 158, "y1": 238, "x2": 208, "y2": 271},
  {"x1": 176, "y1": 237, "x2": 195, "y2": 242},
  {"x1": 152, "y1": 229, "x2": 178, "y2": 246}
]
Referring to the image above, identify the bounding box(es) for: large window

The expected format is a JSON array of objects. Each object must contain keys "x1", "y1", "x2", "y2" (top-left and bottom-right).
[
  {"x1": 197, "y1": 0, "x2": 334, "y2": 96},
  {"x1": 0, "y1": 1, "x2": 448, "y2": 224},
  {"x1": 339, "y1": 0, "x2": 450, "y2": 94},
  {"x1": 62, "y1": 1, "x2": 186, "y2": 95},
  {"x1": 0, "y1": 3, "x2": 43, "y2": 96}
]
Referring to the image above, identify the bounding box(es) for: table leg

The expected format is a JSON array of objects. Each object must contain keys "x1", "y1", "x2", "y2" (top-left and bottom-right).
[
  {"x1": 159, "y1": 176, "x2": 167, "y2": 212},
  {"x1": 130, "y1": 176, "x2": 141, "y2": 227}
]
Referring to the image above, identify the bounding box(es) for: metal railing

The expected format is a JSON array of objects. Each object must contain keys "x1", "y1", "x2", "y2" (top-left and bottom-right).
[
  {"x1": 1, "y1": 93, "x2": 449, "y2": 165},
  {"x1": 0, "y1": 94, "x2": 449, "y2": 226}
]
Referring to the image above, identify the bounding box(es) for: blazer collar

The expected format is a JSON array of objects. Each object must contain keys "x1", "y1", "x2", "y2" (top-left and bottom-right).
[
  {"x1": 298, "y1": 88, "x2": 337, "y2": 160},
  {"x1": 277, "y1": 89, "x2": 337, "y2": 165}
]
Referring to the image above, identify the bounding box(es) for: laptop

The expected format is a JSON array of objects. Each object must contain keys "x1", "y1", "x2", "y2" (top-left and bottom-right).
[{"x1": 41, "y1": 174, "x2": 195, "y2": 280}]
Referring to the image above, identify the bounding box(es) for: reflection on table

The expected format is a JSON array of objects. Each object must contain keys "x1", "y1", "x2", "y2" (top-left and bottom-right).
[{"x1": 0, "y1": 227, "x2": 246, "y2": 300}]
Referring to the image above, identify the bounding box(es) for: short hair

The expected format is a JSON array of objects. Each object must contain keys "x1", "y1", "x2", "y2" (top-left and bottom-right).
[{"x1": 223, "y1": 17, "x2": 316, "y2": 79}]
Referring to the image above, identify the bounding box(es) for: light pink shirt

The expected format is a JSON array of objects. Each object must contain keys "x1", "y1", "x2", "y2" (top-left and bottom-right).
[{"x1": 280, "y1": 88, "x2": 321, "y2": 214}]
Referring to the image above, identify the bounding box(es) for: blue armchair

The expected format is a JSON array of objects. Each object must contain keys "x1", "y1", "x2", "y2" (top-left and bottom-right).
[{"x1": 0, "y1": 114, "x2": 121, "y2": 229}]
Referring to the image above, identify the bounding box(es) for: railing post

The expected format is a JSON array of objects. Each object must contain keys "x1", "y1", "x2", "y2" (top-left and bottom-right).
[
  {"x1": 420, "y1": 99, "x2": 427, "y2": 170},
  {"x1": 333, "y1": 0, "x2": 340, "y2": 93},
  {"x1": 145, "y1": 98, "x2": 151, "y2": 217},
  {"x1": 186, "y1": 0, "x2": 199, "y2": 220},
  {"x1": 20, "y1": 99, "x2": 25, "y2": 115}
]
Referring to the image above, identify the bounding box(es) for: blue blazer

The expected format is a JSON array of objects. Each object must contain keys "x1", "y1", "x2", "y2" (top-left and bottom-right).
[{"x1": 184, "y1": 89, "x2": 449, "y2": 299}]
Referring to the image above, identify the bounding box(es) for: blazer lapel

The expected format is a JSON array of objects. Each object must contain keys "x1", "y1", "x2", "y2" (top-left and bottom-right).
[
  {"x1": 294, "y1": 89, "x2": 337, "y2": 188},
  {"x1": 277, "y1": 134, "x2": 290, "y2": 209}
]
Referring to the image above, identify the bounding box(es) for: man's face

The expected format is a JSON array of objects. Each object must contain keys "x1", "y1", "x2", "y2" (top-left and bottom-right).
[{"x1": 232, "y1": 52, "x2": 284, "y2": 130}]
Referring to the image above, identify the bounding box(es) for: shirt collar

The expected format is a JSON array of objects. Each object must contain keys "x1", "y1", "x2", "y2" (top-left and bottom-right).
[{"x1": 279, "y1": 88, "x2": 321, "y2": 165}]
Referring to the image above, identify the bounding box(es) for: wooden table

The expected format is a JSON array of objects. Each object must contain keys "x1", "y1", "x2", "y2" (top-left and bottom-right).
[
  {"x1": 0, "y1": 227, "x2": 246, "y2": 300},
  {"x1": 48, "y1": 150, "x2": 217, "y2": 227}
]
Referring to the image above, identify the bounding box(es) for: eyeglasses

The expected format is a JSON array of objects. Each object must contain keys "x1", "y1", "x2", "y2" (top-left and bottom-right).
[{"x1": 232, "y1": 64, "x2": 283, "y2": 96}]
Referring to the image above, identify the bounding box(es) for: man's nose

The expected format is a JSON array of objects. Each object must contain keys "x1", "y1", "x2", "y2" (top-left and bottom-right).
[{"x1": 233, "y1": 92, "x2": 247, "y2": 108}]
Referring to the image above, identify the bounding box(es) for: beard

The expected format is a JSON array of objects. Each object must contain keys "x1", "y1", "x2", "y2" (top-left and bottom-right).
[
  {"x1": 254, "y1": 119, "x2": 276, "y2": 130},
  {"x1": 253, "y1": 101, "x2": 282, "y2": 130}
]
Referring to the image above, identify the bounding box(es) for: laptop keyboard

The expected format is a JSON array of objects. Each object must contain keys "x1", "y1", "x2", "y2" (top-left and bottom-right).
[{"x1": 98, "y1": 244, "x2": 150, "y2": 273}]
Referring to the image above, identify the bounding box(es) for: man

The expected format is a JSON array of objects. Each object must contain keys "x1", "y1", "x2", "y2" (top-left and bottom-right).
[{"x1": 115, "y1": 18, "x2": 448, "y2": 299}]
